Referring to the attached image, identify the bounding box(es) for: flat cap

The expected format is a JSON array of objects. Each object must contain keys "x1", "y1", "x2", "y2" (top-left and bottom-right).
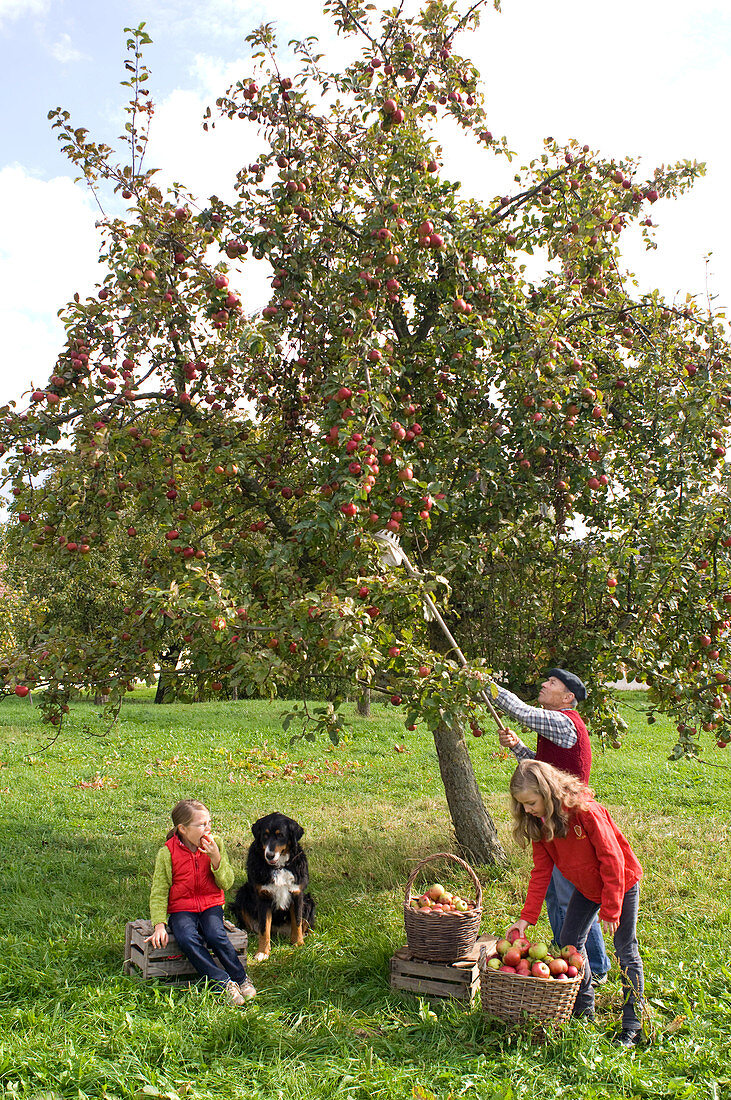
[{"x1": 547, "y1": 668, "x2": 587, "y2": 702}]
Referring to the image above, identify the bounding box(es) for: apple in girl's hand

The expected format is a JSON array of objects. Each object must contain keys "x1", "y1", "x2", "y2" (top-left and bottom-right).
[
  {"x1": 199, "y1": 833, "x2": 213, "y2": 848},
  {"x1": 507, "y1": 928, "x2": 523, "y2": 944}
]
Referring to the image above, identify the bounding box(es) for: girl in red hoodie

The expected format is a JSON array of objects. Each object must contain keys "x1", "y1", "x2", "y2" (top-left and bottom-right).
[
  {"x1": 146, "y1": 799, "x2": 255, "y2": 1006},
  {"x1": 506, "y1": 761, "x2": 645, "y2": 1048}
]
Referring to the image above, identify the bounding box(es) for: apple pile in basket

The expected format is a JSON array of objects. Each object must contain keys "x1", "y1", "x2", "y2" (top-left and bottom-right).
[
  {"x1": 485, "y1": 928, "x2": 584, "y2": 979},
  {"x1": 409, "y1": 881, "x2": 476, "y2": 914}
]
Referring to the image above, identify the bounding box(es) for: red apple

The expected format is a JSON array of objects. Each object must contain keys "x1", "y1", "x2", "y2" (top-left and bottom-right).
[{"x1": 503, "y1": 947, "x2": 522, "y2": 968}]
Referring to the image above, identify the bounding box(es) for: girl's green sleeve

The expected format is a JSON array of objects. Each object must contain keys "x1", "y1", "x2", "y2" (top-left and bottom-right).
[
  {"x1": 149, "y1": 846, "x2": 173, "y2": 927},
  {"x1": 212, "y1": 835, "x2": 236, "y2": 892}
]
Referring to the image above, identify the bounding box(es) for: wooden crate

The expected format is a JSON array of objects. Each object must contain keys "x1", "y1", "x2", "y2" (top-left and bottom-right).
[
  {"x1": 123, "y1": 918, "x2": 248, "y2": 980},
  {"x1": 390, "y1": 936, "x2": 496, "y2": 1002}
]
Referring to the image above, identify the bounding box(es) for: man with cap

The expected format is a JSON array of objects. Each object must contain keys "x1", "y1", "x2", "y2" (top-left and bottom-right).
[{"x1": 494, "y1": 668, "x2": 611, "y2": 986}]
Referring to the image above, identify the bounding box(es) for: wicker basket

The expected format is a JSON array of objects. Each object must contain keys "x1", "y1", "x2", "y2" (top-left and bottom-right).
[
  {"x1": 479, "y1": 951, "x2": 583, "y2": 1025},
  {"x1": 403, "y1": 852, "x2": 482, "y2": 962}
]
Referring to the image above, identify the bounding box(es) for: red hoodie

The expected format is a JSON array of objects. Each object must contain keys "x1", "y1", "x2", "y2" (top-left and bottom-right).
[{"x1": 521, "y1": 800, "x2": 642, "y2": 925}]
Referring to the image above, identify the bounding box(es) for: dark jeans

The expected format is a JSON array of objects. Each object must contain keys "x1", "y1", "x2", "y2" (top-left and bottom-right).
[
  {"x1": 546, "y1": 866, "x2": 611, "y2": 977},
  {"x1": 168, "y1": 906, "x2": 248, "y2": 989},
  {"x1": 560, "y1": 883, "x2": 644, "y2": 1030}
]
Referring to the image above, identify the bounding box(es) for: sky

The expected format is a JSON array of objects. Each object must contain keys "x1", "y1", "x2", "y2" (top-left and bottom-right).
[{"x1": 1, "y1": 0, "x2": 730, "y2": 408}]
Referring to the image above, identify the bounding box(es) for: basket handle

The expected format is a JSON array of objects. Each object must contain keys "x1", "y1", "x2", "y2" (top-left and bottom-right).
[{"x1": 404, "y1": 851, "x2": 483, "y2": 908}]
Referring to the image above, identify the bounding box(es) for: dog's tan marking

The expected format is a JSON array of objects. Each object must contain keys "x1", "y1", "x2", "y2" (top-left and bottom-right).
[{"x1": 256, "y1": 907, "x2": 273, "y2": 960}]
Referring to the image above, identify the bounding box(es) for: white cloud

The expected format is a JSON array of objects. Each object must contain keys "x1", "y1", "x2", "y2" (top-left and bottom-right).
[
  {"x1": 0, "y1": 165, "x2": 101, "y2": 405},
  {"x1": 148, "y1": 86, "x2": 255, "y2": 201},
  {"x1": 49, "y1": 32, "x2": 85, "y2": 63},
  {"x1": 0, "y1": 0, "x2": 47, "y2": 23}
]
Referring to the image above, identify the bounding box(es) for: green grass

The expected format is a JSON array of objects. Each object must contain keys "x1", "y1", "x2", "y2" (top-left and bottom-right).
[{"x1": 1, "y1": 690, "x2": 730, "y2": 1100}]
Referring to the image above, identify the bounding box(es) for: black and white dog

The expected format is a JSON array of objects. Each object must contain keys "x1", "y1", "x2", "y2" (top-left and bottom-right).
[{"x1": 230, "y1": 813, "x2": 315, "y2": 960}]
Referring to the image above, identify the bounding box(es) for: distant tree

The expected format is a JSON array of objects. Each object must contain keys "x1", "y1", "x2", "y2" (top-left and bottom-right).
[{"x1": 2, "y1": 2, "x2": 730, "y2": 859}]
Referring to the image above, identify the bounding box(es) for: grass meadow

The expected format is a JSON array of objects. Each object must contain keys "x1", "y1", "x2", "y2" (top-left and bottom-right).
[{"x1": 0, "y1": 689, "x2": 730, "y2": 1100}]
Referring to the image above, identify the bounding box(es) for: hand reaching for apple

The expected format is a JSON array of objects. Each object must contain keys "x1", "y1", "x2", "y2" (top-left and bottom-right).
[
  {"x1": 198, "y1": 833, "x2": 221, "y2": 869},
  {"x1": 506, "y1": 918, "x2": 529, "y2": 939}
]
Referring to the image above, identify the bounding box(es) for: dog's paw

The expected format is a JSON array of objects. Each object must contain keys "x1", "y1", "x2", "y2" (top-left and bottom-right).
[{"x1": 254, "y1": 951, "x2": 270, "y2": 962}]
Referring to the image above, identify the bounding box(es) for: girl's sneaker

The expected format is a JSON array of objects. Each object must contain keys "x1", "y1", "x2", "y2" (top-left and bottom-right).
[
  {"x1": 238, "y1": 978, "x2": 257, "y2": 1001},
  {"x1": 222, "y1": 980, "x2": 246, "y2": 1006}
]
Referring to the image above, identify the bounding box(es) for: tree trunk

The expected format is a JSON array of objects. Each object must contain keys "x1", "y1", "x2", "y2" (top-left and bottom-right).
[
  {"x1": 357, "y1": 686, "x2": 371, "y2": 717},
  {"x1": 154, "y1": 646, "x2": 182, "y2": 704},
  {"x1": 432, "y1": 718, "x2": 507, "y2": 866}
]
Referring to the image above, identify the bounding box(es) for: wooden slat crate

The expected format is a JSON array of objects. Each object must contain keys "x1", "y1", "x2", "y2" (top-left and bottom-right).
[
  {"x1": 389, "y1": 936, "x2": 496, "y2": 1002},
  {"x1": 123, "y1": 918, "x2": 248, "y2": 980}
]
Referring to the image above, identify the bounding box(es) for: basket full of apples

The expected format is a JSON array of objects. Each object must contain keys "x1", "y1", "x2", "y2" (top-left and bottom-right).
[
  {"x1": 479, "y1": 929, "x2": 584, "y2": 1025},
  {"x1": 403, "y1": 852, "x2": 483, "y2": 962}
]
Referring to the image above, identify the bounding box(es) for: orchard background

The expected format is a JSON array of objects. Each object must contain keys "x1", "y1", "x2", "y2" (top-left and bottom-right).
[{"x1": 1, "y1": 0, "x2": 731, "y2": 860}]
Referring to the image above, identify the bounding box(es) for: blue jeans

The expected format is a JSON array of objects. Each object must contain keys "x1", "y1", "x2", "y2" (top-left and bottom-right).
[
  {"x1": 168, "y1": 906, "x2": 248, "y2": 989},
  {"x1": 560, "y1": 883, "x2": 644, "y2": 1030},
  {"x1": 546, "y1": 866, "x2": 611, "y2": 977}
]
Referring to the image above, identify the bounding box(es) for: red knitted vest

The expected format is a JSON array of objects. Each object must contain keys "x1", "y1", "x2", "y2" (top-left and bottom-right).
[
  {"x1": 535, "y1": 709, "x2": 591, "y2": 782},
  {"x1": 165, "y1": 834, "x2": 225, "y2": 914}
]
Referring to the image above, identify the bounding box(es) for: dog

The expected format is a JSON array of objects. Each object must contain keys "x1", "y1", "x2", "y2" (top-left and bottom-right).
[{"x1": 230, "y1": 812, "x2": 315, "y2": 961}]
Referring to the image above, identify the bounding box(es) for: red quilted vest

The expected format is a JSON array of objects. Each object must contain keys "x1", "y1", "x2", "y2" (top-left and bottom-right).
[
  {"x1": 165, "y1": 834, "x2": 225, "y2": 914},
  {"x1": 535, "y1": 709, "x2": 592, "y2": 783}
]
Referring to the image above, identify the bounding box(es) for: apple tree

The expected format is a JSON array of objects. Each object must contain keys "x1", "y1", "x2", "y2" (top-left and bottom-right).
[{"x1": 2, "y1": 2, "x2": 731, "y2": 862}]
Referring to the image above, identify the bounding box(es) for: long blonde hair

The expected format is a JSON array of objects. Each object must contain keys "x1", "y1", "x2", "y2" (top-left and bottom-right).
[
  {"x1": 509, "y1": 760, "x2": 592, "y2": 846},
  {"x1": 166, "y1": 799, "x2": 207, "y2": 840}
]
